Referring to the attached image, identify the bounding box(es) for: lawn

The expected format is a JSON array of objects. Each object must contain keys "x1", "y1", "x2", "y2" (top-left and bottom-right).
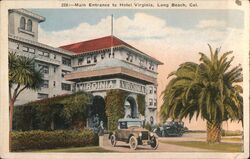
[
  {"x1": 222, "y1": 137, "x2": 242, "y2": 142},
  {"x1": 29, "y1": 146, "x2": 115, "y2": 153},
  {"x1": 160, "y1": 141, "x2": 243, "y2": 152}
]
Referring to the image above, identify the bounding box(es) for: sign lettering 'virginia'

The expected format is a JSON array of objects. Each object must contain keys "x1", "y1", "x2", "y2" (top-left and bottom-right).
[{"x1": 76, "y1": 79, "x2": 146, "y2": 94}]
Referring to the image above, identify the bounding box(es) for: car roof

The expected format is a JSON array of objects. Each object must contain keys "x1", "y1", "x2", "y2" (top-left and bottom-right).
[{"x1": 118, "y1": 118, "x2": 143, "y2": 122}]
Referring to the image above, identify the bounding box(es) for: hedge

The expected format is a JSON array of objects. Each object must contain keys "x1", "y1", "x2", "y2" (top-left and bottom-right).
[
  {"x1": 13, "y1": 91, "x2": 93, "y2": 131},
  {"x1": 11, "y1": 129, "x2": 98, "y2": 151},
  {"x1": 137, "y1": 94, "x2": 145, "y2": 116},
  {"x1": 105, "y1": 90, "x2": 128, "y2": 131}
]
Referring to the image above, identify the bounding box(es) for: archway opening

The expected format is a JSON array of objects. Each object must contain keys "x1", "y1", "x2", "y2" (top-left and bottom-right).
[
  {"x1": 88, "y1": 96, "x2": 107, "y2": 128},
  {"x1": 124, "y1": 96, "x2": 138, "y2": 119}
]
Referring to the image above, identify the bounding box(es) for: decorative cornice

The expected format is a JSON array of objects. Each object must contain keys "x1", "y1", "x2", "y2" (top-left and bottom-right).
[{"x1": 9, "y1": 9, "x2": 45, "y2": 22}]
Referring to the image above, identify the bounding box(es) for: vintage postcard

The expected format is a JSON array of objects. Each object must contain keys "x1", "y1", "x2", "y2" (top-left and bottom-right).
[{"x1": 0, "y1": 0, "x2": 249, "y2": 159}]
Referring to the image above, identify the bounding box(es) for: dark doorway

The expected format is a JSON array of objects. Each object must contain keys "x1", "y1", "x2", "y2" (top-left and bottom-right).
[
  {"x1": 90, "y1": 96, "x2": 107, "y2": 128},
  {"x1": 126, "y1": 96, "x2": 137, "y2": 118}
]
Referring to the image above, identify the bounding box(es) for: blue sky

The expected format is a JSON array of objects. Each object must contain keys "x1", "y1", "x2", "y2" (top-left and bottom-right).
[{"x1": 31, "y1": 9, "x2": 244, "y2": 31}]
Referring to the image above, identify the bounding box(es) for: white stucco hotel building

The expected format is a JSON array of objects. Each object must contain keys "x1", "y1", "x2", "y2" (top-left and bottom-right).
[{"x1": 8, "y1": 9, "x2": 163, "y2": 125}]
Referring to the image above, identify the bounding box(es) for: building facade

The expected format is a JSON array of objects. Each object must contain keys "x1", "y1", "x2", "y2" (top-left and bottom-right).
[{"x1": 8, "y1": 9, "x2": 163, "y2": 126}]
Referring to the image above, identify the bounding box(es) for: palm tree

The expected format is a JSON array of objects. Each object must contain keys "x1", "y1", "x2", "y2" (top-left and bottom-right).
[
  {"x1": 160, "y1": 45, "x2": 243, "y2": 143},
  {"x1": 9, "y1": 53, "x2": 43, "y2": 131}
]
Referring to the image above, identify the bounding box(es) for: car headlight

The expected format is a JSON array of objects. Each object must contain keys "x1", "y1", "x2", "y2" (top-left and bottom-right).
[
  {"x1": 150, "y1": 132, "x2": 154, "y2": 137},
  {"x1": 139, "y1": 132, "x2": 142, "y2": 137}
]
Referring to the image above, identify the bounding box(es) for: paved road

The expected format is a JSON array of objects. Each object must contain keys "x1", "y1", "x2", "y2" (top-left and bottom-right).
[{"x1": 101, "y1": 134, "x2": 212, "y2": 152}]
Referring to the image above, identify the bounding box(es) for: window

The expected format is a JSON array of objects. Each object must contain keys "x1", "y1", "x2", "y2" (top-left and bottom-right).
[
  {"x1": 151, "y1": 65, "x2": 154, "y2": 71},
  {"x1": 101, "y1": 53, "x2": 105, "y2": 59},
  {"x1": 38, "y1": 64, "x2": 49, "y2": 74},
  {"x1": 53, "y1": 66, "x2": 56, "y2": 73},
  {"x1": 78, "y1": 57, "x2": 84, "y2": 65},
  {"x1": 62, "y1": 70, "x2": 70, "y2": 78},
  {"x1": 61, "y1": 83, "x2": 71, "y2": 91},
  {"x1": 37, "y1": 93, "x2": 48, "y2": 99},
  {"x1": 139, "y1": 58, "x2": 145, "y2": 68},
  {"x1": 149, "y1": 99, "x2": 153, "y2": 106},
  {"x1": 16, "y1": 43, "x2": 20, "y2": 49},
  {"x1": 20, "y1": 17, "x2": 26, "y2": 30},
  {"x1": 53, "y1": 81, "x2": 56, "y2": 87},
  {"x1": 119, "y1": 122, "x2": 128, "y2": 129},
  {"x1": 23, "y1": 46, "x2": 35, "y2": 54},
  {"x1": 149, "y1": 62, "x2": 154, "y2": 71},
  {"x1": 29, "y1": 48, "x2": 35, "y2": 54},
  {"x1": 126, "y1": 53, "x2": 133, "y2": 62},
  {"x1": 87, "y1": 56, "x2": 91, "y2": 64},
  {"x1": 22, "y1": 46, "x2": 28, "y2": 52},
  {"x1": 94, "y1": 55, "x2": 97, "y2": 63},
  {"x1": 38, "y1": 50, "x2": 43, "y2": 56},
  {"x1": 43, "y1": 52, "x2": 49, "y2": 57},
  {"x1": 109, "y1": 52, "x2": 115, "y2": 58},
  {"x1": 154, "y1": 87, "x2": 157, "y2": 94},
  {"x1": 27, "y1": 19, "x2": 32, "y2": 31},
  {"x1": 154, "y1": 99, "x2": 157, "y2": 106},
  {"x1": 38, "y1": 50, "x2": 49, "y2": 57},
  {"x1": 149, "y1": 87, "x2": 153, "y2": 94},
  {"x1": 41, "y1": 80, "x2": 49, "y2": 88},
  {"x1": 62, "y1": 57, "x2": 71, "y2": 66},
  {"x1": 50, "y1": 53, "x2": 56, "y2": 59}
]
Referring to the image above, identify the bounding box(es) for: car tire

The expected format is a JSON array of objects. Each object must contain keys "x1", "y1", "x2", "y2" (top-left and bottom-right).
[
  {"x1": 150, "y1": 136, "x2": 159, "y2": 150},
  {"x1": 110, "y1": 134, "x2": 117, "y2": 147},
  {"x1": 129, "y1": 136, "x2": 138, "y2": 150}
]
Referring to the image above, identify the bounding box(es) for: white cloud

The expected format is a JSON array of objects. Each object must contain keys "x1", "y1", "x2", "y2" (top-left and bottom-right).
[
  {"x1": 38, "y1": 13, "x2": 245, "y2": 130},
  {"x1": 196, "y1": 19, "x2": 227, "y2": 29}
]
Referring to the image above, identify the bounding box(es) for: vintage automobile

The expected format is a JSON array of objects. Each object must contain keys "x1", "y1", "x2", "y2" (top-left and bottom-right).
[
  {"x1": 153, "y1": 121, "x2": 185, "y2": 137},
  {"x1": 109, "y1": 118, "x2": 159, "y2": 150}
]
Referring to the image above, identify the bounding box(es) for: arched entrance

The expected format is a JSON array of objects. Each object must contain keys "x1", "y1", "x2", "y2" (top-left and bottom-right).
[
  {"x1": 88, "y1": 96, "x2": 107, "y2": 128},
  {"x1": 124, "y1": 96, "x2": 138, "y2": 118}
]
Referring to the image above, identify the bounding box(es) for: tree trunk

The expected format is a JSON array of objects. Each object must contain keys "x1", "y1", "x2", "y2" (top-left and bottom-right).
[
  {"x1": 9, "y1": 99, "x2": 15, "y2": 131},
  {"x1": 9, "y1": 99, "x2": 15, "y2": 151},
  {"x1": 206, "y1": 120, "x2": 222, "y2": 144}
]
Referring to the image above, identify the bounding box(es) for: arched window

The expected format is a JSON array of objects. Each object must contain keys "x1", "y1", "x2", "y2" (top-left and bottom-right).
[
  {"x1": 27, "y1": 19, "x2": 32, "y2": 31},
  {"x1": 20, "y1": 17, "x2": 26, "y2": 30}
]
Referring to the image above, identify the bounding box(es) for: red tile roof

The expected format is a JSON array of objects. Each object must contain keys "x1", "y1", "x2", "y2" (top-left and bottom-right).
[
  {"x1": 59, "y1": 36, "x2": 133, "y2": 54},
  {"x1": 59, "y1": 35, "x2": 163, "y2": 64}
]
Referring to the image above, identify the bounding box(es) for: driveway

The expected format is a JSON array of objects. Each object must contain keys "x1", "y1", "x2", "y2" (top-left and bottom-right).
[{"x1": 100, "y1": 133, "x2": 212, "y2": 152}]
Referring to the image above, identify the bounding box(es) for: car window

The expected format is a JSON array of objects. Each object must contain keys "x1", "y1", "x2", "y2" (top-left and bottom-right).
[{"x1": 119, "y1": 121, "x2": 128, "y2": 129}]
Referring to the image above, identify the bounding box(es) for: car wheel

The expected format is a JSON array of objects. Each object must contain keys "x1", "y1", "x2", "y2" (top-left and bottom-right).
[
  {"x1": 110, "y1": 134, "x2": 117, "y2": 147},
  {"x1": 150, "y1": 136, "x2": 159, "y2": 150},
  {"x1": 129, "y1": 136, "x2": 138, "y2": 150}
]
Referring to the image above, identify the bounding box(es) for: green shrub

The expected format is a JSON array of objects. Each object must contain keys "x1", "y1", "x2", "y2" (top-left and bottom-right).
[
  {"x1": 137, "y1": 94, "x2": 145, "y2": 116},
  {"x1": 13, "y1": 92, "x2": 92, "y2": 131},
  {"x1": 105, "y1": 90, "x2": 128, "y2": 131},
  {"x1": 11, "y1": 129, "x2": 98, "y2": 151}
]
